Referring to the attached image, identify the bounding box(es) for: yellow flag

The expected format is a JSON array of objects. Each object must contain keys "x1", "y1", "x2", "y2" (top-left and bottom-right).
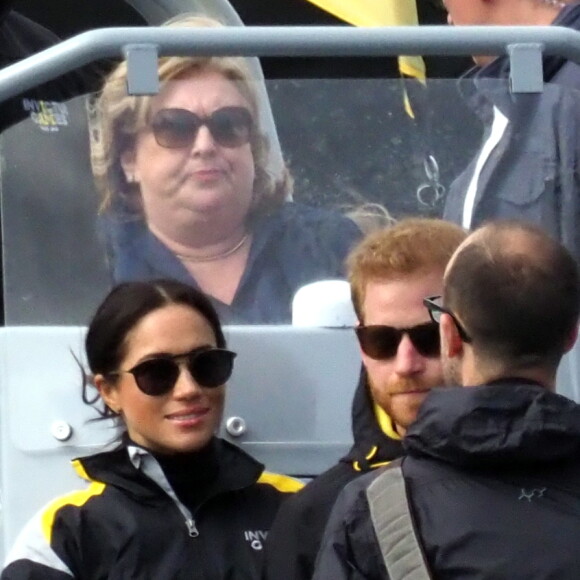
[{"x1": 305, "y1": 0, "x2": 426, "y2": 81}]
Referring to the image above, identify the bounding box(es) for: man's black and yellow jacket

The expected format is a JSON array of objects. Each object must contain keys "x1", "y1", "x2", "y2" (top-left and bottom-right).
[
  {"x1": 1, "y1": 437, "x2": 303, "y2": 579},
  {"x1": 263, "y1": 368, "x2": 404, "y2": 580}
]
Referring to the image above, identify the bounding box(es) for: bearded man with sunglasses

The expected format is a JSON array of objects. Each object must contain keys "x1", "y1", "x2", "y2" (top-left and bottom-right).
[
  {"x1": 263, "y1": 218, "x2": 467, "y2": 580},
  {"x1": 313, "y1": 220, "x2": 580, "y2": 580}
]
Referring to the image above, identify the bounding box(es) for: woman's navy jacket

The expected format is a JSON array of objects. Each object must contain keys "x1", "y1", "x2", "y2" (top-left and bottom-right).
[{"x1": 101, "y1": 202, "x2": 362, "y2": 324}]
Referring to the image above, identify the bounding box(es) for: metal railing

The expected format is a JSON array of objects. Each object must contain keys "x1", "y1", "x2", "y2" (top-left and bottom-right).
[{"x1": 0, "y1": 25, "x2": 579, "y2": 99}]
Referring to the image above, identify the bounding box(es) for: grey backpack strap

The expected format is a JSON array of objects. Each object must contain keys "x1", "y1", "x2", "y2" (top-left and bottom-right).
[{"x1": 367, "y1": 462, "x2": 432, "y2": 580}]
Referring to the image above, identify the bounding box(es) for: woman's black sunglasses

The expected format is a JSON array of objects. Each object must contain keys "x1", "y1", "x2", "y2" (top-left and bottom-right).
[
  {"x1": 355, "y1": 322, "x2": 441, "y2": 360},
  {"x1": 112, "y1": 347, "x2": 237, "y2": 397},
  {"x1": 150, "y1": 106, "x2": 253, "y2": 149}
]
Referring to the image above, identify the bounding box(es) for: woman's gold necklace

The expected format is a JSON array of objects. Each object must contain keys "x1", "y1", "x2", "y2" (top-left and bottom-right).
[{"x1": 176, "y1": 233, "x2": 249, "y2": 263}]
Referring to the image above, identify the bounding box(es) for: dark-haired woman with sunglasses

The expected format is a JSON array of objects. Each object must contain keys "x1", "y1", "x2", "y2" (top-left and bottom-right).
[
  {"x1": 2, "y1": 279, "x2": 302, "y2": 580},
  {"x1": 91, "y1": 15, "x2": 361, "y2": 325}
]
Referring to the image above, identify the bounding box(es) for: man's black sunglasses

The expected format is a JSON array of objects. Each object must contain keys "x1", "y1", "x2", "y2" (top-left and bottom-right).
[
  {"x1": 355, "y1": 322, "x2": 441, "y2": 360},
  {"x1": 111, "y1": 347, "x2": 237, "y2": 397},
  {"x1": 423, "y1": 295, "x2": 472, "y2": 343},
  {"x1": 151, "y1": 106, "x2": 253, "y2": 149}
]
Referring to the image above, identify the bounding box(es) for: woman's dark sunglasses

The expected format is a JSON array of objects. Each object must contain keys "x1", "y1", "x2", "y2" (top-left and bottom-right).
[
  {"x1": 355, "y1": 322, "x2": 440, "y2": 360},
  {"x1": 150, "y1": 106, "x2": 253, "y2": 149},
  {"x1": 113, "y1": 347, "x2": 237, "y2": 397},
  {"x1": 423, "y1": 295, "x2": 472, "y2": 343}
]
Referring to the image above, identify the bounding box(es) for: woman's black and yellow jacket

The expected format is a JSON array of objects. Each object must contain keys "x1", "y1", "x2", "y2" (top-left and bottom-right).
[{"x1": 1, "y1": 437, "x2": 303, "y2": 580}]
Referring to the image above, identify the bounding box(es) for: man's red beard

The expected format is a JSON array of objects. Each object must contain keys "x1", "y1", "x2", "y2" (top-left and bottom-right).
[
  {"x1": 369, "y1": 375, "x2": 436, "y2": 433},
  {"x1": 372, "y1": 375, "x2": 433, "y2": 400}
]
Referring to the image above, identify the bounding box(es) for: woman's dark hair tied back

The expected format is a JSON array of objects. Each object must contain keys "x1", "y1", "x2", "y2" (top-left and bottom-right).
[{"x1": 82, "y1": 279, "x2": 226, "y2": 418}]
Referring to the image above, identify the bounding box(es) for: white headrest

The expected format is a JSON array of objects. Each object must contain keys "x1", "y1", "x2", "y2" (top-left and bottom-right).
[{"x1": 292, "y1": 280, "x2": 357, "y2": 327}]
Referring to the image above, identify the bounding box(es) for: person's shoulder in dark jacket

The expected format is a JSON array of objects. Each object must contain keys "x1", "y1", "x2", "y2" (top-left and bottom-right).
[
  {"x1": 263, "y1": 461, "x2": 362, "y2": 580},
  {"x1": 549, "y1": 3, "x2": 580, "y2": 87},
  {"x1": 315, "y1": 382, "x2": 580, "y2": 580},
  {"x1": 263, "y1": 369, "x2": 403, "y2": 580},
  {"x1": 312, "y1": 467, "x2": 387, "y2": 580}
]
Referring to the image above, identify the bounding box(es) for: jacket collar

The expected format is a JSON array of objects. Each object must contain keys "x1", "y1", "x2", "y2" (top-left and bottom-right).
[
  {"x1": 74, "y1": 437, "x2": 264, "y2": 500},
  {"x1": 340, "y1": 366, "x2": 404, "y2": 471},
  {"x1": 404, "y1": 381, "x2": 580, "y2": 467}
]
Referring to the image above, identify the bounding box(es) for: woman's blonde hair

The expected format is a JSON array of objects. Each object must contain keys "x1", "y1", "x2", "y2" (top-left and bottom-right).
[
  {"x1": 90, "y1": 15, "x2": 292, "y2": 218},
  {"x1": 343, "y1": 202, "x2": 396, "y2": 235}
]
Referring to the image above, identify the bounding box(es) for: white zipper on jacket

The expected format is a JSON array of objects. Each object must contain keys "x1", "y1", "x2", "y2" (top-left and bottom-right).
[
  {"x1": 127, "y1": 445, "x2": 200, "y2": 538},
  {"x1": 186, "y1": 519, "x2": 200, "y2": 538}
]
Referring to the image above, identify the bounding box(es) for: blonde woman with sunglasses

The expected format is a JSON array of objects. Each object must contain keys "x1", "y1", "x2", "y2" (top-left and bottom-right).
[
  {"x1": 2, "y1": 279, "x2": 302, "y2": 580},
  {"x1": 91, "y1": 15, "x2": 361, "y2": 324}
]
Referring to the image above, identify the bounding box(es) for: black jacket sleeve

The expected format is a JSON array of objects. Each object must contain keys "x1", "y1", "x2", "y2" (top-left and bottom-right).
[
  {"x1": 1, "y1": 561, "x2": 73, "y2": 580},
  {"x1": 263, "y1": 493, "x2": 324, "y2": 580},
  {"x1": 263, "y1": 464, "x2": 361, "y2": 580}
]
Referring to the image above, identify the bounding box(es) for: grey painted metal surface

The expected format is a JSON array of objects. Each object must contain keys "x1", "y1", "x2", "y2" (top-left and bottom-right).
[
  {"x1": 124, "y1": 44, "x2": 160, "y2": 94},
  {"x1": 1, "y1": 25, "x2": 580, "y2": 102},
  {"x1": 508, "y1": 43, "x2": 544, "y2": 93}
]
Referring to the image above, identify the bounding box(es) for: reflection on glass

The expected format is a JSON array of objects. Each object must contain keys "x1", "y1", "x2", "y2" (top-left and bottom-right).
[{"x1": 2, "y1": 76, "x2": 492, "y2": 326}]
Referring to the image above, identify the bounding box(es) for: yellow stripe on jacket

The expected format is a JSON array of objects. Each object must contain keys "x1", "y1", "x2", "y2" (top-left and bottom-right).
[{"x1": 41, "y1": 460, "x2": 106, "y2": 543}]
